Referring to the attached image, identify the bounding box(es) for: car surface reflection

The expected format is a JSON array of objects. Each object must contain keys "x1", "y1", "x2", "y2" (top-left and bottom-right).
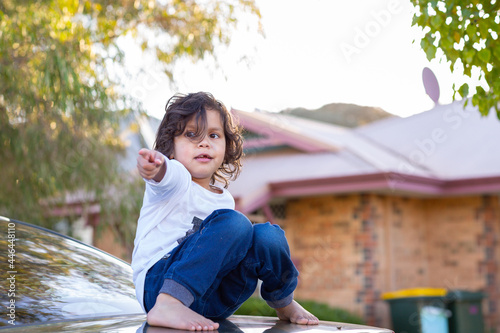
[{"x1": 0, "y1": 218, "x2": 142, "y2": 326}]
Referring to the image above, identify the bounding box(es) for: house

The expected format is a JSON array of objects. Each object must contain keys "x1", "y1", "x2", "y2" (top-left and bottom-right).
[{"x1": 228, "y1": 101, "x2": 500, "y2": 330}]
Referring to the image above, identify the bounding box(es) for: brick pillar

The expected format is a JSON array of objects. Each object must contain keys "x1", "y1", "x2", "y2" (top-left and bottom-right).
[
  {"x1": 477, "y1": 195, "x2": 500, "y2": 331},
  {"x1": 353, "y1": 194, "x2": 381, "y2": 326}
]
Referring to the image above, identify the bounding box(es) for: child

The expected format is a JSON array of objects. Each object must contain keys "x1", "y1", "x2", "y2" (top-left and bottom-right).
[{"x1": 132, "y1": 92, "x2": 318, "y2": 331}]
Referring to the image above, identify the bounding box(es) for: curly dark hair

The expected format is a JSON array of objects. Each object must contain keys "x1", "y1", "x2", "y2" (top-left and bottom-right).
[{"x1": 154, "y1": 92, "x2": 243, "y2": 188}]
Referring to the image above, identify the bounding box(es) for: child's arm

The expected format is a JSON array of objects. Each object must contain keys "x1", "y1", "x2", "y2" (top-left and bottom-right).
[{"x1": 137, "y1": 148, "x2": 166, "y2": 182}]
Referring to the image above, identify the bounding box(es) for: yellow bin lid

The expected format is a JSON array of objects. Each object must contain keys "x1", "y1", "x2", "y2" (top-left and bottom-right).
[{"x1": 381, "y1": 288, "x2": 447, "y2": 300}]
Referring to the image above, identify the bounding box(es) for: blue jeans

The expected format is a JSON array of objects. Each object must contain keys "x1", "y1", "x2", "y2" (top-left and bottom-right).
[{"x1": 143, "y1": 209, "x2": 298, "y2": 319}]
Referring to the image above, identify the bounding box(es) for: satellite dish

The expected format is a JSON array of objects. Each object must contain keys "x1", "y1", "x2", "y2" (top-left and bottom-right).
[{"x1": 422, "y1": 67, "x2": 440, "y2": 105}]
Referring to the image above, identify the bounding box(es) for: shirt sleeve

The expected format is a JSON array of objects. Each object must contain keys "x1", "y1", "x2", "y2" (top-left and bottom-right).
[
  {"x1": 133, "y1": 159, "x2": 191, "y2": 248},
  {"x1": 143, "y1": 158, "x2": 191, "y2": 203}
]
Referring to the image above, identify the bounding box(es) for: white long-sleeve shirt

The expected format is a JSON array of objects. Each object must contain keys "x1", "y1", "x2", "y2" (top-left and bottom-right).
[{"x1": 131, "y1": 158, "x2": 234, "y2": 311}]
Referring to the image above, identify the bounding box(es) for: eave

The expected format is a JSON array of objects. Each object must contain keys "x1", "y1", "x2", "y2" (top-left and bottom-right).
[{"x1": 236, "y1": 173, "x2": 500, "y2": 214}]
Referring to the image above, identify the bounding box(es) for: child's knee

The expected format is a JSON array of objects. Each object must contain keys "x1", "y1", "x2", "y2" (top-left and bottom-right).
[
  {"x1": 253, "y1": 222, "x2": 288, "y2": 251},
  {"x1": 210, "y1": 209, "x2": 253, "y2": 238}
]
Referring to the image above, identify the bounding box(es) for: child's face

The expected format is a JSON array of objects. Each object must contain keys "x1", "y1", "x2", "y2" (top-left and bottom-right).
[{"x1": 172, "y1": 109, "x2": 226, "y2": 191}]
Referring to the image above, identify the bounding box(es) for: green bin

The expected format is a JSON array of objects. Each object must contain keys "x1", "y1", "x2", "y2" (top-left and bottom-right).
[
  {"x1": 446, "y1": 290, "x2": 485, "y2": 333},
  {"x1": 382, "y1": 288, "x2": 450, "y2": 333}
]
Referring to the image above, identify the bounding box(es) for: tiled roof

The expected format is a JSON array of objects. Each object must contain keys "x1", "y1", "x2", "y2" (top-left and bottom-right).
[
  {"x1": 355, "y1": 101, "x2": 500, "y2": 179},
  {"x1": 229, "y1": 101, "x2": 500, "y2": 213}
]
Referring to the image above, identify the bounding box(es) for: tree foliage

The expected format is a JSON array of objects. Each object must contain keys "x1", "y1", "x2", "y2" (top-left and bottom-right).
[
  {"x1": 0, "y1": 0, "x2": 259, "y2": 245},
  {"x1": 410, "y1": 0, "x2": 500, "y2": 118}
]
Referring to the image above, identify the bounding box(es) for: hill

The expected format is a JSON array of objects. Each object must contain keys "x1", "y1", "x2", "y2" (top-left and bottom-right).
[{"x1": 280, "y1": 103, "x2": 396, "y2": 128}]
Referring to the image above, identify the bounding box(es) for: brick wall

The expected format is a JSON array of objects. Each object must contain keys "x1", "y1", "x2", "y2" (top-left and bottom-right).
[
  {"x1": 477, "y1": 196, "x2": 500, "y2": 331},
  {"x1": 284, "y1": 193, "x2": 500, "y2": 331},
  {"x1": 388, "y1": 197, "x2": 427, "y2": 289},
  {"x1": 423, "y1": 197, "x2": 484, "y2": 289},
  {"x1": 286, "y1": 194, "x2": 388, "y2": 326}
]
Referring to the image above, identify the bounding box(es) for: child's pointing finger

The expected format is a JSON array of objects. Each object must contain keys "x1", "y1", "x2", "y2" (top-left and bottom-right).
[
  {"x1": 149, "y1": 150, "x2": 164, "y2": 166},
  {"x1": 153, "y1": 153, "x2": 164, "y2": 166},
  {"x1": 155, "y1": 159, "x2": 163, "y2": 166},
  {"x1": 138, "y1": 148, "x2": 164, "y2": 167},
  {"x1": 138, "y1": 148, "x2": 152, "y2": 161}
]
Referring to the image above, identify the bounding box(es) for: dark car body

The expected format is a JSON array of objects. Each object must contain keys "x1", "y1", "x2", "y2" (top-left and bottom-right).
[{"x1": 0, "y1": 217, "x2": 393, "y2": 332}]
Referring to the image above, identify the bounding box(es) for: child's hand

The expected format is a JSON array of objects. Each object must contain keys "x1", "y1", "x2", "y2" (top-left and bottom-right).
[{"x1": 137, "y1": 148, "x2": 165, "y2": 181}]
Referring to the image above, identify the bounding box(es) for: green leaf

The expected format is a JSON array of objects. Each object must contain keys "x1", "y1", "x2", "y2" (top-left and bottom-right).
[
  {"x1": 478, "y1": 100, "x2": 489, "y2": 116},
  {"x1": 493, "y1": 45, "x2": 500, "y2": 59},
  {"x1": 466, "y1": 23, "x2": 477, "y2": 38},
  {"x1": 458, "y1": 83, "x2": 469, "y2": 98},
  {"x1": 447, "y1": 49, "x2": 460, "y2": 63},
  {"x1": 478, "y1": 19, "x2": 489, "y2": 37},
  {"x1": 476, "y1": 86, "x2": 486, "y2": 96},
  {"x1": 463, "y1": 48, "x2": 475, "y2": 64},
  {"x1": 425, "y1": 44, "x2": 437, "y2": 60},
  {"x1": 430, "y1": 14, "x2": 444, "y2": 28},
  {"x1": 421, "y1": 36, "x2": 429, "y2": 50},
  {"x1": 440, "y1": 34, "x2": 454, "y2": 49},
  {"x1": 411, "y1": 14, "x2": 420, "y2": 26},
  {"x1": 471, "y1": 94, "x2": 479, "y2": 106},
  {"x1": 477, "y1": 48, "x2": 491, "y2": 64},
  {"x1": 463, "y1": 64, "x2": 472, "y2": 77}
]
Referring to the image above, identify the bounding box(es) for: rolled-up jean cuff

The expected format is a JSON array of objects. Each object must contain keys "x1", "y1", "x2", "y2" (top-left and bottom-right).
[
  {"x1": 265, "y1": 293, "x2": 294, "y2": 309},
  {"x1": 159, "y1": 279, "x2": 194, "y2": 307}
]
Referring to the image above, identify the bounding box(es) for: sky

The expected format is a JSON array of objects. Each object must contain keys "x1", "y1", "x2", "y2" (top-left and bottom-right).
[{"x1": 123, "y1": 0, "x2": 481, "y2": 119}]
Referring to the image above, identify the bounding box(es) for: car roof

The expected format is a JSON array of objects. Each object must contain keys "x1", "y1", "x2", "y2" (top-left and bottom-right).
[{"x1": 1, "y1": 314, "x2": 393, "y2": 332}]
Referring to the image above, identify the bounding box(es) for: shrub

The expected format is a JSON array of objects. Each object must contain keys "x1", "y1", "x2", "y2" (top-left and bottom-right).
[{"x1": 234, "y1": 297, "x2": 365, "y2": 324}]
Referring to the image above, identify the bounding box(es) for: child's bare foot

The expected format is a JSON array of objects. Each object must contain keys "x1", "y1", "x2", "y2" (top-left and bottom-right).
[
  {"x1": 275, "y1": 300, "x2": 319, "y2": 325},
  {"x1": 147, "y1": 293, "x2": 219, "y2": 331}
]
